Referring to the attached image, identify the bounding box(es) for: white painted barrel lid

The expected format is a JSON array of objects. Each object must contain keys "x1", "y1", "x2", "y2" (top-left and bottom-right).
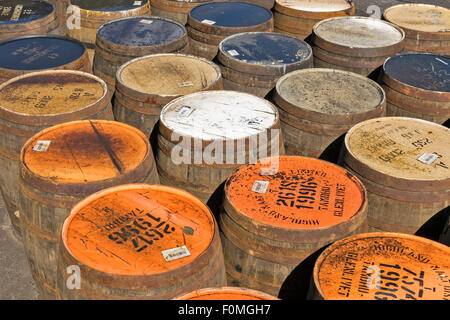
[
  {"x1": 275, "y1": 0, "x2": 352, "y2": 12},
  {"x1": 160, "y1": 90, "x2": 278, "y2": 141}
]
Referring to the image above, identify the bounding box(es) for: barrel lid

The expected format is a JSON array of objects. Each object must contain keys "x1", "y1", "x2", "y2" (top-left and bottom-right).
[
  {"x1": 275, "y1": 68, "x2": 385, "y2": 125},
  {"x1": 174, "y1": 287, "x2": 278, "y2": 300},
  {"x1": 344, "y1": 117, "x2": 450, "y2": 191},
  {"x1": 70, "y1": 0, "x2": 149, "y2": 11},
  {"x1": 224, "y1": 156, "x2": 366, "y2": 233},
  {"x1": 0, "y1": 0, "x2": 54, "y2": 25},
  {"x1": 274, "y1": 0, "x2": 354, "y2": 18},
  {"x1": 160, "y1": 90, "x2": 278, "y2": 141},
  {"x1": 97, "y1": 16, "x2": 186, "y2": 47},
  {"x1": 0, "y1": 35, "x2": 86, "y2": 71},
  {"x1": 313, "y1": 232, "x2": 450, "y2": 300},
  {"x1": 62, "y1": 184, "x2": 215, "y2": 276}
]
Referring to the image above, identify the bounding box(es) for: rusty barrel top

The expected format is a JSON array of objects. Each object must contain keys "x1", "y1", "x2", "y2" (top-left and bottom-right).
[
  {"x1": 313, "y1": 232, "x2": 450, "y2": 300},
  {"x1": 0, "y1": 0, "x2": 54, "y2": 25},
  {"x1": 70, "y1": 0, "x2": 149, "y2": 11},
  {"x1": 225, "y1": 156, "x2": 366, "y2": 230},
  {"x1": 174, "y1": 287, "x2": 278, "y2": 300},
  {"x1": 62, "y1": 184, "x2": 216, "y2": 276}
]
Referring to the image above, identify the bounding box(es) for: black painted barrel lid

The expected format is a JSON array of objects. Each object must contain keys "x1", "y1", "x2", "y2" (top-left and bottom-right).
[
  {"x1": 189, "y1": 2, "x2": 272, "y2": 28},
  {"x1": 384, "y1": 53, "x2": 450, "y2": 93},
  {"x1": 0, "y1": 0, "x2": 54, "y2": 25},
  {"x1": 0, "y1": 35, "x2": 86, "y2": 71},
  {"x1": 97, "y1": 17, "x2": 186, "y2": 47},
  {"x1": 70, "y1": 0, "x2": 149, "y2": 11}
]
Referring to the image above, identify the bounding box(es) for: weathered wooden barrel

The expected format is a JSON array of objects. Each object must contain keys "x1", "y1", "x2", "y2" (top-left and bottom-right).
[
  {"x1": 174, "y1": 287, "x2": 278, "y2": 300},
  {"x1": 340, "y1": 117, "x2": 450, "y2": 234},
  {"x1": 380, "y1": 53, "x2": 450, "y2": 125},
  {"x1": 0, "y1": 34, "x2": 91, "y2": 84},
  {"x1": 151, "y1": 0, "x2": 215, "y2": 25},
  {"x1": 0, "y1": 0, "x2": 62, "y2": 41},
  {"x1": 114, "y1": 53, "x2": 223, "y2": 138},
  {"x1": 19, "y1": 120, "x2": 159, "y2": 299},
  {"x1": 273, "y1": 0, "x2": 355, "y2": 40},
  {"x1": 0, "y1": 70, "x2": 113, "y2": 238},
  {"x1": 93, "y1": 16, "x2": 189, "y2": 95},
  {"x1": 309, "y1": 232, "x2": 450, "y2": 300},
  {"x1": 383, "y1": 4, "x2": 450, "y2": 55},
  {"x1": 156, "y1": 90, "x2": 283, "y2": 203},
  {"x1": 217, "y1": 32, "x2": 313, "y2": 97},
  {"x1": 187, "y1": 2, "x2": 274, "y2": 60},
  {"x1": 56, "y1": 184, "x2": 226, "y2": 299},
  {"x1": 273, "y1": 68, "x2": 386, "y2": 159},
  {"x1": 220, "y1": 155, "x2": 368, "y2": 297},
  {"x1": 66, "y1": 0, "x2": 151, "y2": 67},
  {"x1": 311, "y1": 16, "x2": 405, "y2": 76},
  {"x1": 46, "y1": 0, "x2": 70, "y2": 33}
]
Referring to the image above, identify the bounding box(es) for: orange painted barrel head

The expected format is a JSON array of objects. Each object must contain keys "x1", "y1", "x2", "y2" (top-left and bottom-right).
[
  {"x1": 225, "y1": 156, "x2": 366, "y2": 230},
  {"x1": 313, "y1": 232, "x2": 450, "y2": 300},
  {"x1": 174, "y1": 287, "x2": 278, "y2": 300},
  {"x1": 21, "y1": 120, "x2": 148, "y2": 184},
  {"x1": 62, "y1": 184, "x2": 215, "y2": 275}
]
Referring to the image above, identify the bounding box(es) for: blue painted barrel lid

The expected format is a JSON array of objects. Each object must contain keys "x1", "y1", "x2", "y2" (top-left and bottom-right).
[
  {"x1": 0, "y1": 35, "x2": 85, "y2": 70},
  {"x1": 190, "y1": 2, "x2": 272, "y2": 28},
  {"x1": 70, "y1": 0, "x2": 149, "y2": 11},
  {"x1": 384, "y1": 53, "x2": 450, "y2": 92},
  {"x1": 0, "y1": 0, "x2": 54, "y2": 25},
  {"x1": 98, "y1": 17, "x2": 185, "y2": 47}
]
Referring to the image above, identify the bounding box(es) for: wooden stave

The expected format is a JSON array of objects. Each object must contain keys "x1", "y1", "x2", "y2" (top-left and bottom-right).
[
  {"x1": 402, "y1": 38, "x2": 450, "y2": 55},
  {"x1": 386, "y1": 102, "x2": 449, "y2": 125},
  {"x1": 273, "y1": 26, "x2": 309, "y2": 40},
  {"x1": 221, "y1": 77, "x2": 273, "y2": 98},
  {"x1": 312, "y1": 55, "x2": 374, "y2": 76},
  {"x1": 188, "y1": 36, "x2": 219, "y2": 60},
  {"x1": 273, "y1": 11, "x2": 320, "y2": 35}
]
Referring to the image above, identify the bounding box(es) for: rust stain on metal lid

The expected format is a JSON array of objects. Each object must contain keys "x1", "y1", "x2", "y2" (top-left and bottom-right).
[{"x1": 174, "y1": 287, "x2": 278, "y2": 300}]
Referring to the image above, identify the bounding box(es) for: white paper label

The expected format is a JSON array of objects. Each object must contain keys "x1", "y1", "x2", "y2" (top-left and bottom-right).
[
  {"x1": 133, "y1": 1, "x2": 142, "y2": 5},
  {"x1": 140, "y1": 19, "x2": 153, "y2": 24},
  {"x1": 418, "y1": 153, "x2": 439, "y2": 165},
  {"x1": 161, "y1": 245, "x2": 191, "y2": 262},
  {"x1": 178, "y1": 105, "x2": 194, "y2": 117},
  {"x1": 252, "y1": 180, "x2": 269, "y2": 194},
  {"x1": 201, "y1": 19, "x2": 216, "y2": 25},
  {"x1": 179, "y1": 81, "x2": 194, "y2": 87},
  {"x1": 33, "y1": 140, "x2": 51, "y2": 152},
  {"x1": 228, "y1": 50, "x2": 239, "y2": 56}
]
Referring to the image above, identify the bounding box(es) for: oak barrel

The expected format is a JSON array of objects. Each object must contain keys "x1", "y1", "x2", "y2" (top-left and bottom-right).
[
  {"x1": 0, "y1": 70, "x2": 113, "y2": 238},
  {"x1": 311, "y1": 16, "x2": 405, "y2": 76},
  {"x1": 309, "y1": 232, "x2": 450, "y2": 300},
  {"x1": 94, "y1": 16, "x2": 189, "y2": 95},
  {"x1": 19, "y1": 120, "x2": 159, "y2": 299},
  {"x1": 273, "y1": 68, "x2": 386, "y2": 159},
  {"x1": 273, "y1": 0, "x2": 355, "y2": 40},
  {"x1": 220, "y1": 155, "x2": 368, "y2": 297},
  {"x1": 114, "y1": 53, "x2": 223, "y2": 138},
  {"x1": 0, "y1": 34, "x2": 91, "y2": 84},
  {"x1": 380, "y1": 53, "x2": 450, "y2": 125},
  {"x1": 187, "y1": 2, "x2": 274, "y2": 60},
  {"x1": 151, "y1": 0, "x2": 216, "y2": 25},
  {"x1": 56, "y1": 184, "x2": 226, "y2": 299},
  {"x1": 217, "y1": 32, "x2": 313, "y2": 97},
  {"x1": 156, "y1": 90, "x2": 283, "y2": 203},
  {"x1": 47, "y1": 0, "x2": 70, "y2": 33},
  {"x1": 383, "y1": 4, "x2": 450, "y2": 55},
  {"x1": 174, "y1": 287, "x2": 278, "y2": 300},
  {"x1": 0, "y1": 0, "x2": 61, "y2": 41},
  {"x1": 340, "y1": 117, "x2": 450, "y2": 234}
]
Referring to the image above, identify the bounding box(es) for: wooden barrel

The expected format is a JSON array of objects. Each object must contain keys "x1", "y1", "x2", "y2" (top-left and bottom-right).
[
  {"x1": 0, "y1": 70, "x2": 113, "y2": 238},
  {"x1": 66, "y1": 0, "x2": 151, "y2": 67},
  {"x1": 114, "y1": 53, "x2": 223, "y2": 138},
  {"x1": 187, "y1": 2, "x2": 274, "y2": 60},
  {"x1": 273, "y1": 0, "x2": 355, "y2": 40},
  {"x1": 19, "y1": 120, "x2": 159, "y2": 299},
  {"x1": 174, "y1": 287, "x2": 278, "y2": 300},
  {"x1": 0, "y1": 0, "x2": 61, "y2": 41},
  {"x1": 220, "y1": 155, "x2": 368, "y2": 297},
  {"x1": 217, "y1": 32, "x2": 313, "y2": 97},
  {"x1": 383, "y1": 4, "x2": 450, "y2": 55},
  {"x1": 273, "y1": 68, "x2": 386, "y2": 159},
  {"x1": 93, "y1": 16, "x2": 189, "y2": 95},
  {"x1": 311, "y1": 16, "x2": 405, "y2": 76},
  {"x1": 151, "y1": 0, "x2": 215, "y2": 25},
  {"x1": 156, "y1": 90, "x2": 283, "y2": 203},
  {"x1": 0, "y1": 34, "x2": 91, "y2": 84},
  {"x1": 56, "y1": 184, "x2": 226, "y2": 299},
  {"x1": 309, "y1": 232, "x2": 450, "y2": 300},
  {"x1": 46, "y1": 0, "x2": 70, "y2": 33},
  {"x1": 381, "y1": 53, "x2": 450, "y2": 125},
  {"x1": 440, "y1": 213, "x2": 450, "y2": 246},
  {"x1": 340, "y1": 117, "x2": 450, "y2": 234}
]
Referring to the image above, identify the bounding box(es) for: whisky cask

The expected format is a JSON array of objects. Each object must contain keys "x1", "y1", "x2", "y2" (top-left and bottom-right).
[
  {"x1": 47, "y1": 0, "x2": 70, "y2": 33},
  {"x1": 174, "y1": 287, "x2": 278, "y2": 300},
  {"x1": 220, "y1": 156, "x2": 368, "y2": 296},
  {"x1": 56, "y1": 184, "x2": 226, "y2": 299},
  {"x1": 341, "y1": 117, "x2": 450, "y2": 234},
  {"x1": 0, "y1": 70, "x2": 113, "y2": 238},
  {"x1": 217, "y1": 32, "x2": 313, "y2": 97},
  {"x1": 151, "y1": 0, "x2": 215, "y2": 25},
  {"x1": 309, "y1": 233, "x2": 450, "y2": 300}
]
